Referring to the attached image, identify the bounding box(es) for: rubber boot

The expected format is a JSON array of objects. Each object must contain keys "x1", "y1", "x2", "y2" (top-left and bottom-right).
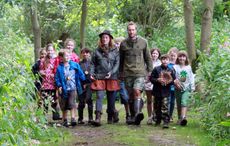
[
  {"x1": 126, "y1": 99, "x2": 135, "y2": 125},
  {"x1": 107, "y1": 113, "x2": 113, "y2": 124},
  {"x1": 113, "y1": 109, "x2": 119, "y2": 123},
  {"x1": 134, "y1": 98, "x2": 144, "y2": 125},
  {"x1": 78, "y1": 107, "x2": 84, "y2": 124},
  {"x1": 92, "y1": 111, "x2": 101, "y2": 127},
  {"x1": 88, "y1": 105, "x2": 93, "y2": 124}
]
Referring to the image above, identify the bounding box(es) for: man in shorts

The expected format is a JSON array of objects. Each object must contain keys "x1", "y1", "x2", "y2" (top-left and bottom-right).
[{"x1": 120, "y1": 21, "x2": 153, "y2": 125}]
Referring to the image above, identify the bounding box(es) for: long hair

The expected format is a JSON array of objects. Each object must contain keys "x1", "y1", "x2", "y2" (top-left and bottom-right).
[
  {"x1": 176, "y1": 50, "x2": 189, "y2": 65},
  {"x1": 98, "y1": 37, "x2": 114, "y2": 49}
]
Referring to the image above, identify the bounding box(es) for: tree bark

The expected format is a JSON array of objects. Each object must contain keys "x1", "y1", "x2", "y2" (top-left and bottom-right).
[
  {"x1": 184, "y1": 0, "x2": 196, "y2": 63},
  {"x1": 31, "y1": 2, "x2": 41, "y2": 62},
  {"x1": 200, "y1": 0, "x2": 214, "y2": 53},
  {"x1": 80, "y1": 0, "x2": 88, "y2": 49}
]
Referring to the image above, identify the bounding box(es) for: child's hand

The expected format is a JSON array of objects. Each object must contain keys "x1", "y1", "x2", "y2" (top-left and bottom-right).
[
  {"x1": 157, "y1": 78, "x2": 166, "y2": 85},
  {"x1": 58, "y1": 87, "x2": 62, "y2": 94},
  {"x1": 174, "y1": 79, "x2": 182, "y2": 90}
]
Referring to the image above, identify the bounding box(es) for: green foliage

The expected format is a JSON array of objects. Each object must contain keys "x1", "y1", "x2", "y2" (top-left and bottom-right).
[
  {"x1": 0, "y1": 3, "x2": 60, "y2": 145},
  {"x1": 194, "y1": 39, "x2": 230, "y2": 139},
  {"x1": 119, "y1": 0, "x2": 172, "y2": 37}
]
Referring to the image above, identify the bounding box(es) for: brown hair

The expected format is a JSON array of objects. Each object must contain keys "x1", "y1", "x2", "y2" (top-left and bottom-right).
[
  {"x1": 150, "y1": 48, "x2": 161, "y2": 58},
  {"x1": 58, "y1": 49, "x2": 70, "y2": 57},
  {"x1": 64, "y1": 38, "x2": 76, "y2": 48},
  {"x1": 176, "y1": 50, "x2": 189, "y2": 65},
  {"x1": 98, "y1": 36, "x2": 114, "y2": 49}
]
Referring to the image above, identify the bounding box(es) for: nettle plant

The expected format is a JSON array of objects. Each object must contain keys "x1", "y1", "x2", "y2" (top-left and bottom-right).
[{"x1": 195, "y1": 41, "x2": 230, "y2": 139}]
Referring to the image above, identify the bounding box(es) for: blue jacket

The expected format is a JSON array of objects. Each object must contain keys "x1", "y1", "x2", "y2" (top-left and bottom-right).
[{"x1": 55, "y1": 61, "x2": 86, "y2": 98}]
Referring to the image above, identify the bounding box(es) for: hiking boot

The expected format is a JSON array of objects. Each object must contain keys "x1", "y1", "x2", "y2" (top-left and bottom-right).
[
  {"x1": 163, "y1": 122, "x2": 169, "y2": 129},
  {"x1": 71, "y1": 118, "x2": 77, "y2": 127},
  {"x1": 92, "y1": 111, "x2": 101, "y2": 127},
  {"x1": 180, "y1": 117, "x2": 187, "y2": 126},
  {"x1": 52, "y1": 111, "x2": 62, "y2": 120},
  {"x1": 62, "y1": 119, "x2": 68, "y2": 127}
]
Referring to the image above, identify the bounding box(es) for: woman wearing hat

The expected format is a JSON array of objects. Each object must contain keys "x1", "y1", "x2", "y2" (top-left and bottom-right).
[{"x1": 90, "y1": 30, "x2": 120, "y2": 126}]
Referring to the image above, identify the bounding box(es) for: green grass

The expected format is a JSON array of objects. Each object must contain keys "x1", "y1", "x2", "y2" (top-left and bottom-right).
[{"x1": 41, "y1": 101, "x2": 228, "y2": 146}]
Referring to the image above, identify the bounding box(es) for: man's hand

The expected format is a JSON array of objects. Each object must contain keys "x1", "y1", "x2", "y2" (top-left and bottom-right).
[{"x1": 105, "y1": 72, "x2": 111, "y2": 79}]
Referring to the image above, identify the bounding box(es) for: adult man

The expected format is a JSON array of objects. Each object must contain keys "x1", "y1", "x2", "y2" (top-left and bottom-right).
[{"x1": 120, "y1": 21, "x2": 153, "y2": 125}]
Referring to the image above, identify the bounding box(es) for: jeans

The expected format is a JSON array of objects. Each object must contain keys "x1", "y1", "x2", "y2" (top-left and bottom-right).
[
  {"x1": 96, "y1": 90, "x2": 116, "y2": 114},
  {"x1": 168, "y1": 90, "x2": 175, "y2": 118},
  {"x1": 118, "y1": 81, "x2": 129, "y2": 104}
]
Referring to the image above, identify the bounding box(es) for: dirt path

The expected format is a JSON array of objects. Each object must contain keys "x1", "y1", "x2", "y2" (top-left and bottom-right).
[{"x1": 52, "y1": 105, "x2": 198, "y2": 146}]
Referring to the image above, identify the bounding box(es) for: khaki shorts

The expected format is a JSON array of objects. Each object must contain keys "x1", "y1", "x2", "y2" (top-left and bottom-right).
[{"x1": 124, "y1": 76, "x2": 145, "y2": 91}]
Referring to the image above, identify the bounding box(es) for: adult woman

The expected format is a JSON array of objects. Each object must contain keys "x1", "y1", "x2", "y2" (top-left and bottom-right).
[{"x1": 90, "y1": 30, "x2": 120, "y2": 126}]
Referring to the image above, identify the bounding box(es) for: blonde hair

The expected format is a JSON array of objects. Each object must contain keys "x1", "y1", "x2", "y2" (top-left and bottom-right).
[
  {"x1": 64, "y1": 38, "x2": 76, "y2": 48},
  {"x1": 114, "y1": 37, "x2": 125, "y2": 43},
  {"x1": 168, "y1": 47, "x2": 179, "y2": 54}
]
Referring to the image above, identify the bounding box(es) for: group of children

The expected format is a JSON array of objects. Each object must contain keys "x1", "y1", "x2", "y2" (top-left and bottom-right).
[
  {"x1": 32, "y1": 37, "x2": 195, "y2": 128},
  {"x1": 145, "y1": 47, "x2": 195, "y2": 128}
]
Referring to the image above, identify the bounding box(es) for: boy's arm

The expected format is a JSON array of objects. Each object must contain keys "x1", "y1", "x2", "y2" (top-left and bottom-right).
[
  {"x1": 54, "y1": 68, "x2": 61, "y2": 88},
  {"x1": 150, "y1": 68, "x2": 158, "y2": 84}
]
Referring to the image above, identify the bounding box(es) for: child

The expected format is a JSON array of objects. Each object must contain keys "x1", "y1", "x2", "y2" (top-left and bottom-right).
[
  {"x1": 78, "y1": 48, "x2": 93, "y2": 124},
  {"x1": 32, "y1": 48, "x2": 47, "y2": 95},
  {"x1": 174, "y1": 51, "x2": 195, "y2": 126},
  {"x1": 55, "y1": 49, "x2": 85, "y2": 127},
  {"x1": 114, "y1": 37, "x2": 129, "y2": 124},
  {"x1": 145, "y1": 48, "x2": 161, "y2": 125},
  {"x1": 64, "y1": 38, "x2": 80, "y2": 63},
  {"x1": 150, "y1": 54, "x2": 176, "y2": 128},
  {"x1": 167, "y1": 47, "x2": 179, "y2": 122},
  {"x1": 39, "y1": 44, "x2": 61, "y2": 120}
]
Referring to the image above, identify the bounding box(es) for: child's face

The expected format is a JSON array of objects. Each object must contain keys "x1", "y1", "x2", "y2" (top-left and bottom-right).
[
  {"x1": 81, "y1": 51, "x2": 90, "y2": 60},
  {"x1": 115, "y1": 41, "x2": 121, "y2": 49},
  {"x1": 178, "y1": 55, "x2": 186, "y2": 65},
  {"x1": 161, "y1": 58, "x2": 169, "y2": 67},
  {"x1": 169, "y1": 52, "x2": 177, "y2": 63},
  {"x1": 40, "y1": 50, "x2": 47, "y2": 59},
  {"x1": 66, "y1": 41, "x2": 75, "y2": 52},
  {"x1": 63, "y1": 52, "x2": 70, "y2": 63},
  {"x1": 151, "y1": 50, "x2": 159, "y2": 61},
  {"x1": 47, "y1": 46, "x2": 55, "y2": 58}
]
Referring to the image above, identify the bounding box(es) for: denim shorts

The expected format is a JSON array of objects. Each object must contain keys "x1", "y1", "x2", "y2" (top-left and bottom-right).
[{"x1": 124, "y1": 76, "x2": 145, "y2": 91}]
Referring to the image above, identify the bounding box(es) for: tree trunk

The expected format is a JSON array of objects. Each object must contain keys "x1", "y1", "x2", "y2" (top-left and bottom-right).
[
  {"x1": 80, "y1": 0, "x2": 88, "y2": 49},
  {"x1": 184, "y1": 0, "x2": 196, "y2": 64},
  {"x1": 31, "y1": 2, "x2": 41, "y2": 62},
  {"x1": 200, "y1": 0, "x2": 214, "y2": 53}
]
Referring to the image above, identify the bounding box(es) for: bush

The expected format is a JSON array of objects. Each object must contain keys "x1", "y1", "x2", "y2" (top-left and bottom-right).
[
  {"x1": 0, "y1": 4, "x2": 60, "y2": 145},
  {"x1": 195, "y1": 39, "x2": 230, "y2": 139}
]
